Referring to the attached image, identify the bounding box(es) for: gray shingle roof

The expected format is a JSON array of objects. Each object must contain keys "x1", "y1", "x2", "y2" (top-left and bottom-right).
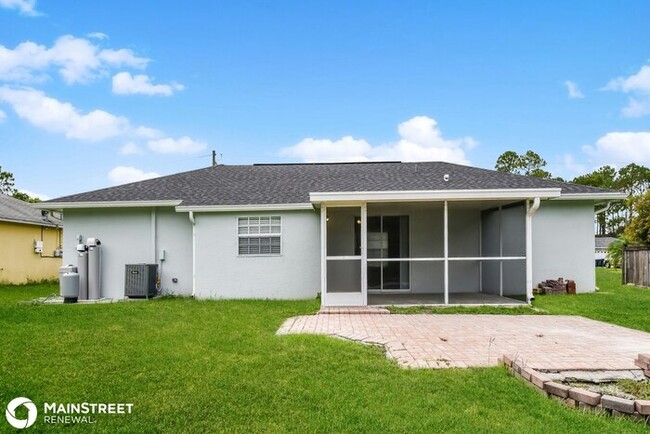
[
  {"x1": 45, "y1": 161, "x2": 619, "y2": 206},
  {"x1": 595, "y1": 236, "x2": 618, "y2": 248},
  {"x1": 0, "y1": 194, "x2": 62, "y2": 226}
]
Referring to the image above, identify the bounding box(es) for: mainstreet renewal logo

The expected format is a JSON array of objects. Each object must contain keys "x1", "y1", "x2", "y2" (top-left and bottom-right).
[
  {"x1": 5, "y1": 397, "x2": 37, "y2": 429},
  {"x1": 5, "y1": 397, "x2": 134, "y2": 428}
]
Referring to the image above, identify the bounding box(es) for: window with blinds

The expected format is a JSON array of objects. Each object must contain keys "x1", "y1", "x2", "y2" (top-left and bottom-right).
[{"x1": 238, "y1": 216, "x2": 281, "y2": 255}]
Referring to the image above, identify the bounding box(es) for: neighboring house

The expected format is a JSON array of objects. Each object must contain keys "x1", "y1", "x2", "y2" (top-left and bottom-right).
[
  {"x1": 0, "y1": 194, "x2": 63, "y2": 284},
  {"x1": 40, "y1": 161, "x2": 625, "y2": 306},
  {"x1": 595, "y1": 236, "x2": 617, "y2": 266}
]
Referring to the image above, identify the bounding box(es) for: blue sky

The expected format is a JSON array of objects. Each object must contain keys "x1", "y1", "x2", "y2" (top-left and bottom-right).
[{"x1": 1, "y1": 0, "x2": 650, "y2": 199}]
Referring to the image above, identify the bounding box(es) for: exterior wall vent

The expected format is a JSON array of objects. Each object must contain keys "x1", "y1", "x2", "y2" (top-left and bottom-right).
[{"x1": 124, "y1": 264, "x2": 158, "y2": 298}]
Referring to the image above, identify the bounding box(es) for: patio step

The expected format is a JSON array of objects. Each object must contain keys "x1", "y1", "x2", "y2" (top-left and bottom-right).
[{"x1": 318, "y1": 306, "x2": 391, "y2": 315}]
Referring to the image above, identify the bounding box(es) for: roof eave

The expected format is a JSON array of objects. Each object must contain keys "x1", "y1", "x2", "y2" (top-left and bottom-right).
[
  {"x1": 0, "y1": 217, "x2": 60, "y2": 227},
  {"x1": 175, "y1": 203, "x2": 314, "y2": 212},
  {"x1": 310, "y1": 188, "x2": 562, "y2": 204},
  {"x1": 35, "y1": 200, "x2": 183, "y2": 210}
]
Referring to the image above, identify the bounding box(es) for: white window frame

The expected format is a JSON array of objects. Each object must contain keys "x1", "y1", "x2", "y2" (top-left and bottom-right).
[{"x1": 237, "y1": 215, "x2": 282, "y2": 257}]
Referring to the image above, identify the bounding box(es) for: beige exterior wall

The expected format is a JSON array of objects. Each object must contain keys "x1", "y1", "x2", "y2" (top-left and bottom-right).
[{"x1": 0, "y1": 221, "x2": 62, "y2": 284}]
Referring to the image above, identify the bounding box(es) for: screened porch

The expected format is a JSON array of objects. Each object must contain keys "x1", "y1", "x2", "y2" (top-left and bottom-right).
[{"x1": 319, "y1": 199, "x2": 537, "y2": 307}]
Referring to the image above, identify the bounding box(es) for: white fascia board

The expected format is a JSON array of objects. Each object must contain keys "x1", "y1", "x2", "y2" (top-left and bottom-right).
[
  {"x1": 0, "y1": 217, "x2": 60, "y2": 228},
  {"x1": 309, "y1": 188, "x2": 562, "y2": 203},
  {"x1": 175, "y1": 203, "x2": 314, "y2": 212},
  {"x1": 35, "y1": 200, "x2": 183, "y2": 210},
  {"x1": 551, "y1": 192, "x2": 628, "y2": 201}
]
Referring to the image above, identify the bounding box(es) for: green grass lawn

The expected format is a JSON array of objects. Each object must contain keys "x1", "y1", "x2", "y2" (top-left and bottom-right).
[
  {"x1": 534, "y1": 268, "x2": 650, "y2": 333},
  {"x1": 0, "y1": 275, "x2": 647, "y2": 432}
]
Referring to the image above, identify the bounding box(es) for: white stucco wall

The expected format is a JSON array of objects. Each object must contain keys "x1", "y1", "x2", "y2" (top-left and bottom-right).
[
  {"x1": 155, "y1": 210, "x2": 193, "y2": 295},
  {"x1": 532, "y1": 200, "x2": 595, "y2": 293},
  {"x1": 193, "y1": 210, "x2": 321, "y2": 299},
  {"x1": 62, "y1": 208, "x2": 192, "y2": 299},
  {"x1": 60, "y1": 197, "x2": 596, "y2": 301}
]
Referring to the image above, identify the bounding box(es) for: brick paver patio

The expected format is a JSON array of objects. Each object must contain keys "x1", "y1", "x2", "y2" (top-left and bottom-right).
[{"x1": 277, "y1": 313, "x2": 650, "y2": 369}]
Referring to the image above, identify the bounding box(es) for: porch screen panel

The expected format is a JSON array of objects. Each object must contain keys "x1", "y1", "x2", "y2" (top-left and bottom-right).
[
  {"x1": 360, "y1": 214, "x2": 410, "y2": 291},
  {"x1": 327, "y1": 260, "x2": 361, "y2": 293},
  {"x1": 448, "y1": 204, "x2": 480, "y2": 258},
  {"x1": 480, "y1": 208, "x2": 500, "y2": 257},
  {"x1": 410, "y1": 261, "x2": 444, "y2": 294},
  {"x1": 502, "y1": 260, "x2": 526, "y2": 296},
  {"x1": 501, "y1": 205, "x2": 525, "y2": 256},
  {"x1": 326, "y1": 206, "x2": 362, "y2": 295}
]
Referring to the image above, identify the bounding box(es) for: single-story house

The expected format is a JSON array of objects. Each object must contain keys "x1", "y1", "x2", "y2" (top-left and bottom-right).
[
  {"x1": 1, "y1": 194, "x2": 63, "y2": 284},
  {"x1": 40, "y1": 161, "x2": 626, "y2": 306},
  {"x1": 595, "y1": 236, "x2": 618, "y2": 266}
]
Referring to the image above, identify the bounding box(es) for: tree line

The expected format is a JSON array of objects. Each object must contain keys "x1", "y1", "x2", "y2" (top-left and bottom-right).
[
  {"x1": 0, "y1": 165, "x2": 40, "y2": 203},
  {"x1": 495, "y1": 150, "x2": 650, "y2": 246}
]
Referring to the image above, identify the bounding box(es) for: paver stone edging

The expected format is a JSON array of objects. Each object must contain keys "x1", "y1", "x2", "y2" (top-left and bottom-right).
[{"x1": 502, "y1": 353, "x2": 650, "y2": 425}]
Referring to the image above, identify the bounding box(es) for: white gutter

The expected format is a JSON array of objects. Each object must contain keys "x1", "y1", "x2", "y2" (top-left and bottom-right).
[
  {"x1": 525, "y1": 197, "x2": 541, "y2": 303},
  {"x1": 176, "y1": 203, "x2": 313, "y2": 212},
  {"x1": 551, "y1": 192, "x2": 627, "y2": 201},
  {"x1": 189, "y1": 211, "x2": 196, "y2": 298},
  {"x1": 310, "y1": 188, "x2": 561, "y2": 204},
  {"x1": 35, "y1": 200, "x2": 182, "y2": 210}
]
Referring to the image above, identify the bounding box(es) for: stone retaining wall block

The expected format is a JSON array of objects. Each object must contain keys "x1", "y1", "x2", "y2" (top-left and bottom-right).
[{"x1": 601, "y1": 395, "x2": 635, "y2": 414}]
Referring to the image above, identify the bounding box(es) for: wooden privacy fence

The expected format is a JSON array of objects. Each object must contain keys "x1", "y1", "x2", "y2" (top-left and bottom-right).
[{"x1": 623, "y1": 246, "x2": 650, "y2": 287}]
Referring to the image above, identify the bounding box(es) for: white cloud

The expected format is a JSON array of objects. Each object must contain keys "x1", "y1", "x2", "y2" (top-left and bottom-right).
[
  {"x1": 86, "y1": 32, "x2": 109, "y2": 40},
  {"x1": 147, "y1": 136, "x2": 207, "y2": 154},
  {"x1": 0, "y1": 109, "x2": 5, "y2": 122},
  {"x1": 583, "y1": 131, "x2": 650, "y2": 165},
  {"x1": 564, "y1": 80, "x2": 584, "y2": 99},
  {"x1": 0, "y1": 86, "x2": 129, "y2": 141},
  {"x1": 133, "y1": 125, "x2": 164, "y2": 139},
  {"x1": 0, "y1": 86, "x2": 207, "y2": 153},
  {"x1": 551, "y1": 153, "x2": 589, "y2": 180},
  {"x1": 281, "y1": 136, "x2": 373, "y2": 162},
  {"x1": 97, "y1": 48, "x2": 148, "y2": 70},
  {"x1": 112, "y1": 72, "x2": 184, "y2": 96},
  {"x1": 604, "y1": 65, "x2": 650, "y2": 117},
  {"x1": 108, "y1": 166, "x2": 160, "y2": 185},
  {"x1": 15, "y1": 188, "x2": 50, "y2": 200},
  {"x1": 620, "y1": 98, "x2": 650, "y2": 118},
  {"x1": 281, "y1": 116, "x2": 473, "y2": 164},
  {"x1": 0, "y1": 35, "x2": 149, "y2": 84},
  {"x1": 119, "y1": 142, "x2": 143, "y2": 155},
  {"x1": 0, "y1": 0, "x2": 38, "y2": 15},
  {"x1": 605, "y1": 65, "x2": 650, "y2": 94}
]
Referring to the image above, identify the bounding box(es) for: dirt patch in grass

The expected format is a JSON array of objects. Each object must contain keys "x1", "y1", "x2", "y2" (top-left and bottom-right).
[{"x1": 566, "y1": 379, "x2": 650, "y2": 400}]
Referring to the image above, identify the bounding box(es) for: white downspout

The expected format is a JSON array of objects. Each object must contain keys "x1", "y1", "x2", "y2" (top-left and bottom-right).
[
  {"x1": 595, "y1": 201, "x2": 611, "y2": 215},
  {"x1": 151, "y1": 208, "x2": 159, "y2": 293},
  {"x1": 525, "y1": 198, "x2": 541, "y2": 303},
  {"x1": 189, "y1": 211, "x2": 196, "y2": 298},
  {"x1": 320, "y1": 205, "x2": 327, "y2": 307}
]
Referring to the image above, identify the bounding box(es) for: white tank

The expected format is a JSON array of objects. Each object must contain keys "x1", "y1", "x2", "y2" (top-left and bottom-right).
[
  {"x1": 60, "y1": 272, "x2": 80, "y2": 303},
  {"x1": 77, "y1": 244, "x2": 88, "y2": 300},
  {"x1": 88, "y1": 238, "x2": 101, "y2": 300}
]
